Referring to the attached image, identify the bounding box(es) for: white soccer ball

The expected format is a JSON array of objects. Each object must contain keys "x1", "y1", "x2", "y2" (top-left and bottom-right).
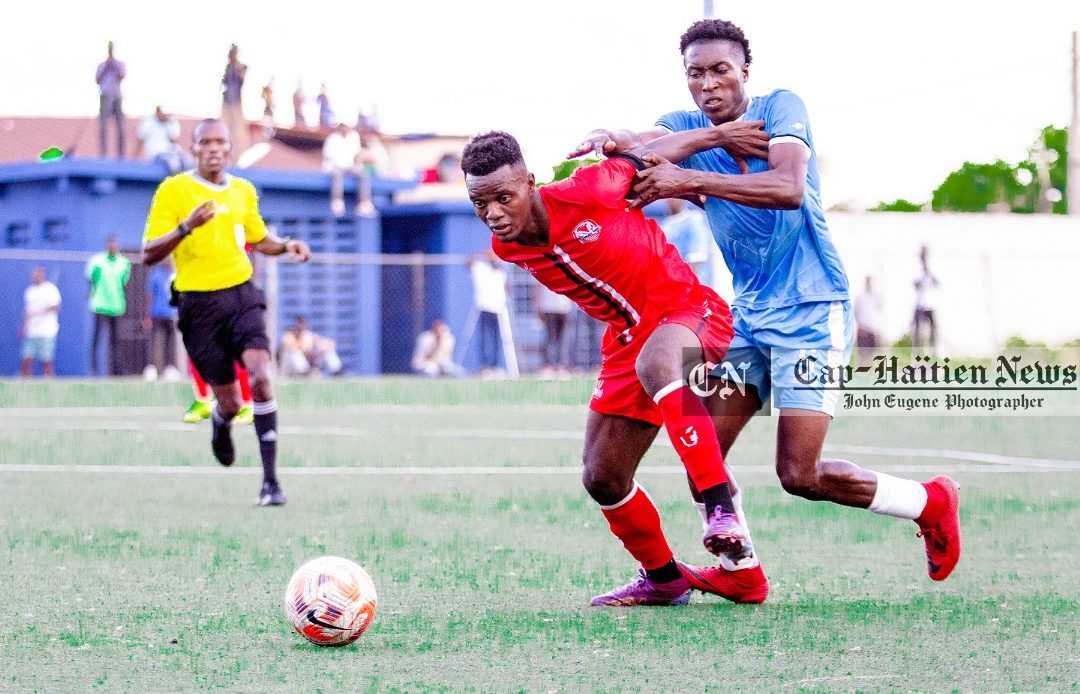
[{"x1": 284, "y1": 556, "x2": 378, "y2": 646}]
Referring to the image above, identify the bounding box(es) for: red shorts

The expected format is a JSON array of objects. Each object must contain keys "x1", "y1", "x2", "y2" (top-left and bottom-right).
[{"x1": 588, "y1": 294, "x2": 733, "y2": 427}]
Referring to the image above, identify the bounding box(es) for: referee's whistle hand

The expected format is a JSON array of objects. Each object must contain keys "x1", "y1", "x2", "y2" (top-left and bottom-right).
[{"x1": 184, "y1": 201, "x2": 217, "y2": 230}]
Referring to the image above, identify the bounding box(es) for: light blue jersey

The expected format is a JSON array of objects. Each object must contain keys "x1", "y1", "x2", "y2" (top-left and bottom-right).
[{"x1": 656, "y1": 90, "x2": 849, "y2": 309}]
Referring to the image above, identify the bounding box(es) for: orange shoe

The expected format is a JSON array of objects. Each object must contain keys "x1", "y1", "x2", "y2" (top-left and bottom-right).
[
  {"x1": 917, "y1": 475, "x2": 961, "y2": 581},
  {"x1": 676, "y1": 560, "x2": 769, "y2": 604}
]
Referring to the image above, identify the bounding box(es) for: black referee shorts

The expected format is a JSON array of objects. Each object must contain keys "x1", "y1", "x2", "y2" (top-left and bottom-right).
[{"x1": 177, "y1": 280, "x2": 271, "y2": 386}]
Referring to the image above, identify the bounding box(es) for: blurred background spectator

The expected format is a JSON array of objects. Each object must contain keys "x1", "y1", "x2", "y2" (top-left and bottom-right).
[
  {"x1": 913, "y1": 245, "x2": 940, "y2": 353},
  {"x1": 261, "y1": 80, "x2": 275, "y2": 123},
  {"x1": 535, "y1": 284, "x2": 573, "y2": 377},
  {"x1": 143, "y1": 256, "x2": 180, "y2": 382},
  {"x1": 411, "y1": 319, "x2": 461, "y2": 377},
  {"x1": 19, "y1": 267, "x2": 61, "y2": 378},
  {"x1": 136, "y1": 106, "x2": 191, "y2": 174},
  {"x1": 95, "y1": 41, "x2": 126, "y2": 158},
  {"x1": 85, "y1": 236, "x2": 131, "y2": 376},
  {"x1": 280, "y1": 315, "x2": 343, "y2": 377},
  {"x1": 464, "y1": 251, "x2": 515, "y2": 377},
  {"x1": 322, "y1": 122, "x2": 376, "y2": 217},
  {"x1": 317, "y1": 84, "x2": 335, "y2": 128},
  {"x1": 292, "y1": 83, "x2": 306, "y2": 128},
  {"x1": 221, "y1": 44, "x2": 249, "y2": 163},
  {"x1": 658, "y1": 198, "x2": 712, "y2": 283},
  {"x1": 854, "y1": 275, "x2": 882, "y2": 366}
]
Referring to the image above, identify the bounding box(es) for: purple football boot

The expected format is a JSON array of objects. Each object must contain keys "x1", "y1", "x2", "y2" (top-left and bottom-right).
[{"x1": 589, "y1": 569, "x2": 692, "y2": 607}]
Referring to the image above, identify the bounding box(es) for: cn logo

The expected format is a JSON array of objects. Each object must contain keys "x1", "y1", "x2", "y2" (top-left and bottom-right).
[
  {"x1": 679, "y1": 426, "x2": 699, "y2": 447},
  {"x1": 573, "y1": 219, "x2": 602, "y2": 243}
]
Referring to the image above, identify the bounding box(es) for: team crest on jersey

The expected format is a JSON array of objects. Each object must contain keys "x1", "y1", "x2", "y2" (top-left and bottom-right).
[
  {"x1": 592, "y1": 379, "x2": 604, "y2": 400},
  {"x1": 573, "y1": 219, "x2": 602, "y2": 243}
]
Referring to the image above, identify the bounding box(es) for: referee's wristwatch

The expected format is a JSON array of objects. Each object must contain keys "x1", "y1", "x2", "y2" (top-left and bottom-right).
[{"x1": 177, "y1": 221, "x2": 192, "y2": 238}]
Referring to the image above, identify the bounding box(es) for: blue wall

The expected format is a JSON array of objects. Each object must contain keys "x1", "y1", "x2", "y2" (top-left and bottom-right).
[{"x1": 0, "y1": 158, "x2": 492, "y2": 377}]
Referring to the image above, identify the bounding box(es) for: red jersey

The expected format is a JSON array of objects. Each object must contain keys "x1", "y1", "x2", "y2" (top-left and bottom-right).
[{"x1": 492, "y1": 158, "x2": 713, "y2": 346}]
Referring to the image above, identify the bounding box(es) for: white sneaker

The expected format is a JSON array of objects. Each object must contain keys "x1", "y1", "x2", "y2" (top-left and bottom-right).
[{"x1": 143, "y1": 365, "x2": 159, "y2": 382}]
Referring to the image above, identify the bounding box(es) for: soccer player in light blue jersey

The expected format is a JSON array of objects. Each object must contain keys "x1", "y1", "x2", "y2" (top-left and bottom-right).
[{"x1": 571, "y1": 19, "x2": 961, "y2": 589}]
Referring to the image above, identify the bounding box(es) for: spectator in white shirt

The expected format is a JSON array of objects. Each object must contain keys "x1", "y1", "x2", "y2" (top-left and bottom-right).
[
  {"x1": 468, "y1": 251, "x2": 510, "y2": 373},
  {"x1": 137, "y1": 106, "x2": 191, "y2": 174},
  {"x1": 322, "y1": 122, "x2": 376, "y2": 217},
  {"x1": 280, "y1": 315, "x2": 343, "y2": 377},
  {"x1": 20, "y1": 267, "x2": 61, "y2": 378},
  {"x1": 412, "y1": 319, "x2": 462, "y2": 377}
]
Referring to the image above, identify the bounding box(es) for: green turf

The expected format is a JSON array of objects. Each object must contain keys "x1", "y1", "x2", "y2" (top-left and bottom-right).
[{"x1": 1, "y1": 381, "x2": 1078, "y2": 692}]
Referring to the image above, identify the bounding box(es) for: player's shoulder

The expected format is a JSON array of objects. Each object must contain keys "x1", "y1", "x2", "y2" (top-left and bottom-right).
[
  {"x1": 226, "y1": 174, "x2": 258, "y2": 195},
  {"x1": 758, "y1": 89, "x2": 808, "y2": 112},
  {"x1": 154, "y1": 171, "x2": 198, "y2": 194},
  {"x1": 655, "y1": 109, "x2": 710, "y2": 131}
]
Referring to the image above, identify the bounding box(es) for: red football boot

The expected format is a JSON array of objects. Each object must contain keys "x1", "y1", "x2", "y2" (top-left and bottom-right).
[
  {"x1": 676, "y1": 560, "x2": 769, "y2": 604},
  {"x1": 917, "y1": 475, "x2": 961, "y2": 581}
]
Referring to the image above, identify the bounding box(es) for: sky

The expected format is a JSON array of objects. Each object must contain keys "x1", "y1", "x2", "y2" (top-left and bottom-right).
[{"x1": 2, "y1": 0, "x2": 1078, "y2": 208}]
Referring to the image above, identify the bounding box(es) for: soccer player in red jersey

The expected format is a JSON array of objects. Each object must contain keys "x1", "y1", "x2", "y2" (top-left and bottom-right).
[{"x1": 463, "y1": 131, "x2": 768, "y2": 606}]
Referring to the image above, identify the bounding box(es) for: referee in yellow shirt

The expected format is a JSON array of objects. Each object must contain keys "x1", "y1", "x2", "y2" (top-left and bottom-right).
[{"x1": 142, "y1": 118, "x2": 311, "y2": 506}]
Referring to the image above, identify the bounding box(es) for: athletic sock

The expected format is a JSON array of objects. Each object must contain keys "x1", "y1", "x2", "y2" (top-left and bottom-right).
[
  {"x1": 916, "y1": 480, "x2": 948, "y2": 527},
  {"x1": 236, "y1": 365, "x2": 253, "y2": 403},
  {"x1": 644, "y1": 559, "x2": 683, "y2": 584},
  {"x1": 720, "y1": 490, "x2": 759, "y2": 570},
  {"x1": 599, "y1": 481, "x2": 674, "y2": 571},
  {"x1": 654, "y1": 381, "x2": 731, "y2": 513},
  {"x1": 867, "y1": 470, "x2": 929, "y2": 520},
  {"x1": 697, "y1": 492, "x2": 760, "y2": 570},
  {"x1": 253, "y1": 399, "x2": 279, "y2": 486},
  {"x1": 211, "y1": 404, "x2": 233, "y2": 426}
]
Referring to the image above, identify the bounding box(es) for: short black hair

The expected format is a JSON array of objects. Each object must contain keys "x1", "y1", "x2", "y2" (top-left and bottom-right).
[
  {"x1": 679, "y1": 19, "x2": 751, "y2": 65},
  {"x1": 192, "y1": 118, "x2": 227, "y2": 143},
  {"x1": 461, "y1": 131, "x2": 524, "y2": 177}
]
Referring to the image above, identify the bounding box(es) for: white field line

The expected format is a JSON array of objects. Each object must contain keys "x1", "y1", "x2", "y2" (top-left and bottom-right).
[{"x1": 2, "y1": 416, "x2": 1080, "y2": 471}]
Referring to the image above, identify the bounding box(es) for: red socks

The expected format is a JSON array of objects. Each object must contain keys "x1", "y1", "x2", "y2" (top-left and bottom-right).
[
  {"x1": 236, "y1": 364, "x2": 252, "y2": 402},
  {"x1": 600, "y1": 483, "x2": 674, "y2": 570},
  {"x1": 917, "y1": 481, "x2": 948, "y2": 526},
  {"x1": 189, "y1": 361, "x2": 210, "y2": 400},
  {"x1": 654, "y1": 383, "x2": 728, "y2": 492},
  {"x1": 190, "y1": 362, "x2": 252, "y2": 402}
]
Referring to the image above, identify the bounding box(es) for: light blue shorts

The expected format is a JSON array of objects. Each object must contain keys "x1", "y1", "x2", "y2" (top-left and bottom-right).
[
  {"x1": 21, "y1": 336, "x2": 57, "y2": 362},
  {"x1": 710, "y1": 300, "x2": 853, "y2": 416}
]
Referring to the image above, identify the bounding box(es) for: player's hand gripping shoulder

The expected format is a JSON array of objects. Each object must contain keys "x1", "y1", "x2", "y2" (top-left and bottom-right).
[
  {"x1": 713, "y1": 120, "x2": 770, "y2": 164},
  {"x1": 625, "y1": 153, "x2": 696, "y2": 209},
  {"x1": 567, "y1": 127, "x2": 668, "y2": 159}
]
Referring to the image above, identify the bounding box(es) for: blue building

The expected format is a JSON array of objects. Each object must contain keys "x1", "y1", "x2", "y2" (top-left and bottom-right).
[{"x1": 0, "y1": 158, "x2": 499, "y2": 376}]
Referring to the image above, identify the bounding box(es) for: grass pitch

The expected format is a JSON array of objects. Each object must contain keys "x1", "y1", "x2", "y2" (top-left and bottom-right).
[{"x1": 1, "y1": 379, "x2": 1078, "y2": 692}]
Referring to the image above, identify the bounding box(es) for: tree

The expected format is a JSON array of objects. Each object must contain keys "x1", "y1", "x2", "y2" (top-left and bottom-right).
[
  {"x1": 929, "y1": 126, "x2": 1068, "y2": 214},
  {"x1": 868, "y1": 198, "x2": 923, "y2": 212}
]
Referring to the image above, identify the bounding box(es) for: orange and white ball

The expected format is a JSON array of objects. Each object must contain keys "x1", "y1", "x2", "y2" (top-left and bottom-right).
[{"x1": 284, "y1": 556, "x2": 377, "y2": 646}]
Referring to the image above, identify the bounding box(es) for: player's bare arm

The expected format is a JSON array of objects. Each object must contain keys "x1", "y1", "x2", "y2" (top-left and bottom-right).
[
  {"x1": 567, "y1": 127, "x2": 669, "y2": 159},
  {"x1": 628, "y1": 141, "x2": 808, "y2": 210},
  {"x1": 142, "y1": 200, "x2": 216, "y2": 265},
  {"x1": 252, "y1": 234, "x2": 312, "y2": 262},
  {"x1": 627, "y1": 121, "x2": 769, "y2": 171}
]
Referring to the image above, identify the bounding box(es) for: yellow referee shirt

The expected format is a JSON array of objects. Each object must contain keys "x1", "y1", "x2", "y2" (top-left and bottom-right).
[{"x1": 143, "y1": 172, "x2": 268, "y2": 291}]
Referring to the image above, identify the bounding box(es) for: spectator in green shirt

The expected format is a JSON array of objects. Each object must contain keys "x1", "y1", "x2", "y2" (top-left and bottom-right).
[{"x1": 85, "y1": 235, "x2": 132, "y2": 376}]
